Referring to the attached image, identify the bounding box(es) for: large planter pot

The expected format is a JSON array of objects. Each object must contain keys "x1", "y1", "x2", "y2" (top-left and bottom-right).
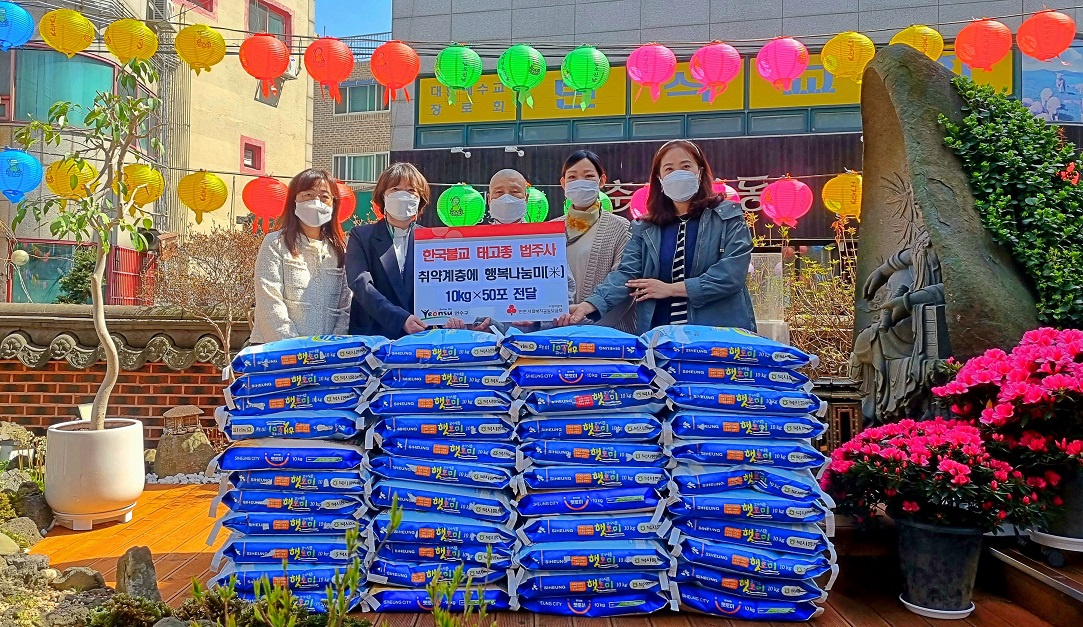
[
  {"x1": 1044, "y1": 468, "x2": 1083, "y2": 538},
  {"x1": 44, "y1": 419, "x2": 145, "y2": 531},
  {"x1": 896, "y1": 517, "x2": 983, "y2": 619}
]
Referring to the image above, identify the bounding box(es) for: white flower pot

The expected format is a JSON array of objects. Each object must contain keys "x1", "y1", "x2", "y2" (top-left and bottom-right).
[{"x1": 44, "y1": 418, "x2": 145, "y2": 531}]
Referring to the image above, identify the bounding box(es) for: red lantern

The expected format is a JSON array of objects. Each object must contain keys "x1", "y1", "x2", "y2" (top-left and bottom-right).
[
  {"x1": 304, "y1": 37, "x2": 355, "y2": 103},
  {"x1": 239, "y1": 33, "x2": 291, "y2": 98},
  {"x1": 371, "y1": 40, "x2": 420, "y2": 103},
  {"x1": 336, "y1": 181, "x2": 357, "y2": 223},
  {"x1": 243, "y1": 176, "x2": 288, "y2": 232},
  {"x1": 955, "y1": 18, "x2": 1012, "y2": 71},
  {"x1": 761, "y1": 177, "x2": 812, "y2": 228},
  {"x1": 1018, "y1": 10, "x2": 1076, "y2": 62}
]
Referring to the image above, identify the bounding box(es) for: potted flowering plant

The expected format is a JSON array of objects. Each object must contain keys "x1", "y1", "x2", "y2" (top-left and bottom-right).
[{"x1": 821, "y1": 418, "x2": 1045, "y2": 619}]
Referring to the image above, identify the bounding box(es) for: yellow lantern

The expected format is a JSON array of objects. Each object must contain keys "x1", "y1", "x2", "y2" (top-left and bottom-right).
[
  {"x1": 39, "y1": 9, "x2": 96, "y2": 59},
  {"x1": 177, "y1": 170, "x2": 228, "y2": 224},
  {"x1": 112, "y1": 163, "x2": 164, "y2": 208},
  {"x1": 104, "y1": 19, "x2": 158, "y2": 64},
  {"x1": 175, "y1": 24, "x2": 226, "y2": 75},
  {"x1": 821, "y1": 172, "x2": 862, "y2": 221},
  {"x1": 821, "y1": 32, "x2": 876, "y2": 84},
  {"x1": 46, "y1": 158, "x2": 98, "y2": 200},
  {"x1": 890, "y1": 24, "x2": 944, "y2": 61}
]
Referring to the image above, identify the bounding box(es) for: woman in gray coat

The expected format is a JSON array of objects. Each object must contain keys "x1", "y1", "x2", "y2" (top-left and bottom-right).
[{"x1": 567, "y1": 140, "x2": 755, "y2": 333}]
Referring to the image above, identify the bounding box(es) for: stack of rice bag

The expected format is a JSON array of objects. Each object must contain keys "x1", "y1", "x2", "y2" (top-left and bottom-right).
[
  {"x1": 501, "y1": 327, "x2": 677, "y2": 617},
  {"x1": 360, "y1": 330, "x2": 516, "y2": 613},
  {"x1": 648, "y1": 325, "x2": 837, "y2": 622},
  {"x1": 207, "y1": 335, "x2": 383, "y2": 612}
]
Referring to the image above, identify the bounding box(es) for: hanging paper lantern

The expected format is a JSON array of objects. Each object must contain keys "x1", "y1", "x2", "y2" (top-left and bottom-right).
[
  {"x1": 175, "y1": 24, "x2": 226, "y2": 74},
  {"x1": 525, "y1": 187, "x2": 549, "y2": 223},
  {"x1": 39, "y1": 9, "x2": 96, "y2": 58},
  {"x1": 627, "y1": 43, "x2": 677, "y2": 102},
  {"x1": 821, "y1": 31, "x2": 876, "y2": 84},
  {"x1": 1017, "y1": 10, "x2": 1076, "y2": 62},
  {"x1": 690, "y1": 42, "x2": 742, "y2": 103},
  {"x1": 561, "y1": 45, "x2": 611, "y2": 111},
  {"x1": 335, "y1": 181, "x2": 357, "y2": 223},
  {"x1": 761, "y1": 177, "x2": 812, "y2": 228},
  {"x1": 0, "y1": 148, "x2": 42, "y2": 203},
  {"x1": 113, "y1": 163, "x2": 164, "y2": 208},
  {"x1": 177, "y1": 170, "x2": 228, "y2": 225},
  {"x1": 562, "y1": 191, "x2": 614, "y2": 213},
  {"x1": 0, "y1": 2, "x2": 35, "y2": 52},
  {"x1": 240, "y1": 33, "x2": 291, "y2": 98},
  {"x1": 890, "y1": 25, "x2": 944, "y2": 61},
  {"x1": 436, "y1": 184, "x2": 486, "y2": 227},
  {"x1": 434, "y1": 44, "x2": 483, "y2": 105},
  {"x1": 712, "y1": 180, "x2": 740, "y2": 203},
  {"x1": 104, "y1": 19, "x2": 158, "y2": 64},
  {"x1": 243, "y1": 176, "x2": 289, "y2": 232},
  {"x1": 370, "y1": 40, "x2": 420, "y2": 103},
  {"x1": 498, "y1": 44, "x2": 546, "y2": 108},
  {"x1": 756, "y1": 37, "x2": 809, "y2": 91},
  {"x1": 628, "y1": 187, "x2": 649, "y2": 220},
  {"x1": 45, "y1": 158, "x2": 97, "y2": 200},
  {"x1": 821, "y1": 172, "x2": 862, "y2": 221},
  {"x1": 954, "y1": 19, "x2": 1012, "y2": 72},
  {"x1": 305, "y1": 37, "x2": 355, "y2": 103}
]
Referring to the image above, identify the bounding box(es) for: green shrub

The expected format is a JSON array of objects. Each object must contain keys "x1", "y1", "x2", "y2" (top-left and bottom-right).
[
  {"x1": 88, "y1": 594, "x2": 171, "y2": 627},
  {"x1": 56, "y1": 246, "x2": 98, "y2": 305},
  {"x1": 0, "y1": 493, "x2": 16, "y2": 522}
]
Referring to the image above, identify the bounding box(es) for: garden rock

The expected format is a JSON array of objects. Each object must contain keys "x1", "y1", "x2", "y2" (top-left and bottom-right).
[
  {"x1": 0, "y1": 533, "x2": 18, "y2": 555},
  {"x1": 13, "y1": 483, "x2": 53, "y2": 531},
  {"x1": 2, "y1": 516, "x2": 44, "y2": 547},
  {"x1": 144, "y1": 449, "x2": 156, "y2": 473},
  {"x1": 116, "y1": 546, "x2": 161, "y2": 602},
  {"x1": 154, "y1": 430, "x2": 216, "y2": 477},
  {"x1": 50, "y1": 567, "x2": 106, "y2": 592},
  {"x1": 0, "y1": 422, "x2": 32, "y2": 447},
  {"x1": 0, "y1": 468, "x2": 34, "y2": 495},
  {"x1": 44, "y1": 588, "x2": 113, "y2": 627},
  {"x1": 3, "y1": 552, "x2": 49, "y2": 583}
]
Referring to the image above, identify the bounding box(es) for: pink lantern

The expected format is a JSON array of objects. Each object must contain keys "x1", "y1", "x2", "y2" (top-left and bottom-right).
[
  {"x1": 761, "y1": 177, "x2": 812, "y2": 228},
  {"x1": 712, "y1": 179, "x2": 740, "y2": 203},
  {"x1": 690, "y1": 42, "x2": 742, "y2": 103},
  {"x1": 627, "y1": 43, "x2": 677, "y2": 101},
  {"x1": 756, "y1": 37, "x2": 809, "y2": 91},
  {"x1": 628, "y1": 186, "x2": 649, "y2": 220}
]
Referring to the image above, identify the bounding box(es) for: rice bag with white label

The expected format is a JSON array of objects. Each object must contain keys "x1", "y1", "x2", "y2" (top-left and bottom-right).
[
  {"x1": 672, "y1": 561, "x2": 825, "y2": 602},
  {"x1": 673, "y1": 536, "x2": 834, "y2": 579},
  {"x1": 217, "y1": 489, "x2": 365, "y2": 515},
  {"x1": 213, "y1": 534, "x2": 358, "y2": 569},
  {"x1": 226, "y1": 388, "x2": 363, "y2": 416},
  {"x1": 381, "y1": 438, "x2": 517, "y2": 468},
  {"x1": 209, "y1": 439, "x2": 363, "y2": 473},
  {"x1": 223, "y1": 470, "x2": 364, "y2": 493},
  {"x1": 513, "y1": 569, "x2": 670, "y2": 600},
  {"x1": 673, "y1": 519, "x2": 833, "y2": 556},
  {"x1": 517, "y1": 513, "x2": 670, "y2": 546},
  {"x1": 363, "y1": 389, "x2": 511, "y2": 415},
  {"x1": 237, "y1": 589, "x2": 363, "y2": 613},
  {"x1": 213, "y1": 563, "x2": 342, "y2": 593},
  {"x1": 515, "y1": 592, "x2": 671, "y2": 617},
  {"x1": 516, "y1": 465, "x2": 669, "y2": 493},
  {"x1": 366, "y1": 414, "x2": 512, "y2": 447},
  {"x1": 505, "y1": 359, "x2": 656, "y2": 389},
  {"x1": 516, "y1": 415, "x2": 662, "y2": 442},
  {"x1": 516, "y1": 487, "x2": 662, "y2": 517},
  {"x1": 369, "y1": 511, "x2": 516, "y2": 547},
  {"x1": 667, "y1": 439, "x2": 825, "y2": 470},
  {"x1": 376, "y1": 541, "x2": 513, "y2": 569},
  {"x1": 677, "y1": 585, "x2": 823, "y2": 621},
  {"x1": 381, "y1": 367, "x2": 514, "y2": 391},
  {"x1": 518, "y1": 441, "x2": 668, "y2": 468},
  {"x1": 374, "y1": 329, "x2": 504, "y2": 367},
  {"x1": 669, "y1": 489, "x2": 830, "y2": 524},
  {"x1": 366, "y1": 480, "x2": 515, "y2": 524},
  {"x1": 213, "y1": 512, "x2": 360, "y2": 539},
  {"x1": 667, "y1": 411, "x2": 826, "y2": 441},
  {"x1": 363, "y1": 586, "x2": 511, "y2": 613},
  {"x1": 514, "y1": 540, "x2": 673, "y2": 572},
  {"x1": 501, "y1": 326, "x2": 646, "y2": 360},
  {"x1": 215, "y1": 409, "x2": 361, "y2": 441},
  {"x1": 368, "y1": 561, "x2": 507, "y2": 588},
  {"x1": 230, "y1": 335, "x2": 385, "y2": 375},
  {"x1": 670, "y1": 465, "x2": 823, "y2": 501},
  {"x1": 515, "y1": 386, "x2": 666, "y2": 417},
  {"x1": 227, "y1": 366, "x2": 368, "y2": 399},
  {"x1": 368, "y1": 455, "x2": 514, "y2": 490},
  {"x1": 666, "y1": 384, "x2": 826, "y2": 416},
  {"x1": 643, "y1": 325, "x2": 816, "y2": 369},
  {"x1": 659, "y1": 361, "x2": 811, "y2": 391}
]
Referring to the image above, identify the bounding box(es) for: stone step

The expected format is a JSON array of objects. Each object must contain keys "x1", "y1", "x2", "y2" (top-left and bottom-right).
[{"x1": 982, "y1": 542, "x2": 1083, "y2": 627}]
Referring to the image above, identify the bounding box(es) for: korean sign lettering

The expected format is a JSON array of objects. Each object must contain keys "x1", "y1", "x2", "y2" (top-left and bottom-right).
[
  {"x1": 417, "y1": 75, "x2": 516, "y2": 124},
  {"x1": 631, "y1": 62, "x2": 744, "y2": 115}
]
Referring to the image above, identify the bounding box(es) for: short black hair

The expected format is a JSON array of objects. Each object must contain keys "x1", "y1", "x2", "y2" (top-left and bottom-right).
[{"x1": 562, "y1": 150, "x2": 607, "y2": 179}]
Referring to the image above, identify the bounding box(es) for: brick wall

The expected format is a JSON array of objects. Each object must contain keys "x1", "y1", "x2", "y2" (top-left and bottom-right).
[{"x1": 312, "y1": 60, "x2": 392, "y2": 175}]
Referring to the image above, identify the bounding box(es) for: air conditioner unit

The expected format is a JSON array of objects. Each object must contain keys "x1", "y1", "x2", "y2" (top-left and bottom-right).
[{"x1": 282, "y1": 55, "x2": 301, "y2": 81}]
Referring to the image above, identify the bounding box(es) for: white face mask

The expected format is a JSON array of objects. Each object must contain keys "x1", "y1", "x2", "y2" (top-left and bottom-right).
[
  {"x1": 384, "y1": 190, "x2": 420, "y2": 222},
  {"x1": 661, "y1": 170, "x2": 701, "y2": 203},
  {"x1": 489, "y1": 194, "x2": 527, "y2": 224},
  {"x1": 564, "y1": 179, "x2": 601, "y2": 208},
  {"x1": 295, "y1": 198, "x2": 334, "y2": 228}
]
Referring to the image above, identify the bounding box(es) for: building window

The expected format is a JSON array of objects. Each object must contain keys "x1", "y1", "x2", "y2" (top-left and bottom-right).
[
  {"x1": 332, "y1": 152, "x2": 389, "y2": 184},
  {"x1": 333, "y1": 83, "x2": 388, "y2": 115},
  {"x1": 249, "y1": 0, "x2": 292, "y2": 47},
  {"x1": 417, "y1": 127, "x2": 464, "y2": 148},
  {"x1": 468, "y1": 125, "x2": 515, "y2": 146},
  {"x1": 14, "y1": 49, "x2": 115, "y2": 123},
  {"x1": 240, "y1": 136, "x2": 266, "y2": 175},
  {"x1": 631, "y1": 118, "x2": 683, "y2": 140}
]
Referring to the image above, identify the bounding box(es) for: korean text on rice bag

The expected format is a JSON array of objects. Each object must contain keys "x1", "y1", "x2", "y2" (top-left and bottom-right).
[
  {"x1": 376, "y1": 541, "x2": 514, "y2": 569},
  {"x1": 213, "y1": 534, "x2": 358, "y2": 569},
  {"x1": 669, "y1": 489, "x2": 830, "y2": 525},
  {"x1": 369, "y1": 511, "x2": 516, "y2": 547},
  {"x1": 516, "y1": 465, "x2": 669, "y2": 493},
  {"x1": 514, "y1": 386, "x2": 666, "y2": 417},
  {"x1": 368, "y1": 561, "x2": 507, "y2": 588},
  {"x1": 209, "y1": 439, "x2": 363, "y2": 473},
  {"x1": 667, "y1": 411, "x2": 826, "y2": 440},
  {"x1": 374, "y1": 329, "x2": 504, "y2": 367},
  {"x1": 366, "y1": 480, "x2": 516, "y2": 524},
  {"x1": 516, "y1": 486, "x2": 662, "y2": 517},
  {"x1": 363, "y1": 586, "x2": 511, "y2": 613},
  {"x1": 672, "y1": 519, "x2": 833, "y2": 556},
  {"x1": 516, "y1": 415, "x2": 663, "y2": 443},
  {"x1": 673, "y1": 536, "x2": 835, "y2": 580},
  {"x1": 515, "y1": 592, "x2": 671, "y2": 617},
  {"x1": 214, "y1": 564, "x2": 342, "y2": 593},
  {"x1": 667, "y1": 439, "x2": 825, "y2": 470},
  {"x1": 643, "y1": 325, "x2": 817, "y2": 369},
  {"x1": 227, "y1": 366, "x2": 368, "y2": 399},
  {"x1": 514, "y1": 540, "x2": 674, "y2": 572},
  {"x1": 363, "y1": 389, "x2": 511, "y2": 415},
  {"x1": 237, "y1": 588, "x2": 364, "y2": 613},
  {"x1": 231, "y1": 335, "x2": 384, "y2": 375},
  {"x1": 513, "y1": 569, "x2": 670, "y2": 600},
  {"x1": 500, "y1": 326, "x2": 647, "y2": 360},
  {"x1": 215, "y1": 409, "x2": 361, "y2": 441},
  {"x1": 381, "y1": 438, "x2": 517, "y2": 468},
  {"x1": 366, "y1": 414, "x2": 513, "y2": 447},
  {"x1": 519, "y1": 441, "x2": 668, "y2": 468},
  {"x1": 506, "y1": 359, "x2": 657, "y2": 389},
  {"x1": 666, "y1": 384, "x2": 825, "y2": 416},
  {"x1": 381, "y1": 367, "x2": 514, "y2": 391},
  {"x1": 217, "y1": 490, "x2": 365, "y2": 516},
  {"x1": 368, "y1": 455, "x2": 514, "y2": 490},
  {"x1": 223, "y1": 470, "x2": 364, "y2": 493},
  {"x1": 517, "y1": 512, "x2": 670, "y2": 546},
  {"x1": 659, "y1": 361, "x2": 811, "y2": 391},
  {"x1": 671, "y1": 465, "x2": 823, "y2": 501},
  {"x1": 213, "y1": 512, "x2": 361, "y2": 539},
  {"x1": 677, "y1": 585, "x2": 823, "y2": 621},
  {"x1": 225, "y1": 388, "x2": 363, "y2": 416},
  {"x1": 673, "y1": 561, "x2": 826, "y2": 603}
]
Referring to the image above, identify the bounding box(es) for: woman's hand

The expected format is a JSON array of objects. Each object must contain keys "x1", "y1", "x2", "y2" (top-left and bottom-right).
[
  {"x1": 567, "y1": 302, "x2": 597, "y2": 324},
  {"x1": 445, "y1": 318, "x2": 467, "y2": 330},
  {"x1": 403, "y1": 315, "x2": 427, "y2": 334},
  {"x1": 552, "y1": 313, "x2": 575, "y2": 327},
  {"x1": 626, "y1": 278, "x2": 683, "y2": 302}
]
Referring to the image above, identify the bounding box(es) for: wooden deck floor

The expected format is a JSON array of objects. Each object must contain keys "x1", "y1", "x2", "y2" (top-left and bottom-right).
[{"x1": 32, "y1": 485, "x2": 1051, "y2": 626}]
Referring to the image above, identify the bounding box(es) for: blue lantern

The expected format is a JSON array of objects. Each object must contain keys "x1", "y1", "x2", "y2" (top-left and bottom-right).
[
  {"x1": 0, "y1": 148, "x2": 43, "y2": 203},
  {"x1": 0, "y1": 2, "x2": 34, "y2": 51}
]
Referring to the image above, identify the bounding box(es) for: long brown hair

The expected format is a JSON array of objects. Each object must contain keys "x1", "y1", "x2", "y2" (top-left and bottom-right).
[
  {"x1": 644, "y1": 140, "x2": 722, "y2": 227},
  {"x1": 372, "y1": 162, "x2": 431, "y2": 218},
  {"x1": 278, "y1": 168, "x2": 347, "y2": 267}
]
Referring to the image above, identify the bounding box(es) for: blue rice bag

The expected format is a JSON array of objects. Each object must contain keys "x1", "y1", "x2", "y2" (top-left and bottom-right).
[
  {"x1": 673, "y1": 519, "x2": 834, "y2": 556},
  {"x1": 673, "y1": 561, "x2": 826, "y2": 602},
  {"x1": 515, "y1": 592, "x2": 672, "y2": 616},
  {"x1": 375, "y1": 329, "x2": 504, "y2": 367},
  {"x1": 669, "y1": 489, "x2": 831, "y2": 525},
  {"x1": 381, "y1": 367, "x2": 513, "y2": 391},
  {"x1": 673, "y1": 536, "x2": 835, "y2": 580},
  {"x1": 668, "y1": 439, "x2": 825, "y2": 470},
  {"x1": 369, "y1": 511, "x2": 516, "y2": 547},
  {"x1": 227, "y1": 366, "x2": 368, "y2": 399},
  {"x1": 209, "y1": 440, "x2": 364, "y2": 472},
  {"x1": 366, "y1": 480, "x2": 515, "y2": 524},
  {"x1": 213, "y1": 534, "x2": 358, "y2": 569},
  {"x1": 215, "y1": 409, "x2": 361, "y2": 441},
  {"x1": 518, "y1": 441, "x2": 668, "y2": 469},
  {"x1": 368, "y1": 561, "x2": 507, "y2": 588},
  {"x1": 515, "y1": 465, "x2": 669, "y2": 494},
  {"x1": 666, "y1": 384, "x2": 826, "y2": 416},
  {"x1": 516, "y1": 414, "x2": 662, "y2": 442},
  {"x1": 643, "y1": 325, "x2": 816, "y2": 369},
  {"x1": 215, "y1": 490, "x2": 365, "y2": 515},
  {"x1": 501, "y1": 326, "x2": 646, "y2": 360},
  {"x1": 230, "y1": 335, "x2": 384, "y2": 375},
  {"x1": 517, "y1": 513, "x2": 671, "y2": 546},
  {"x1": 505, "y1": 359, "x2": 657, "y2": 389},
  {"x1": 366, "y1": 414, "x2": 513, "y2": 448},
  {"x1": 376, "y1": 542, "x2": 514, "y2": 569},
  {"x1": 237, "y1": 588, "x2": 362, "y2": 613},
  {"x1": 513, "y1": 569, "x2": 670, "y2": 600},
  {"x1": 677, "y1": 585, "x2": 822, "y2": 621},
  {"x1": 368, "y1": 455, "x2": 514, "y2": 490},
  {"x1": 223, "y1": 470, "x2": 364, "y2": 493},
  {"x1": 667, "y1": 411, "x2": 826, "y2": 441},
  {"x1": 514, "y1": 540, "x2": 673, "y2": 571},
  {"x1": 212, "y1": 512, "x2": 361, "y2": 541},
  {"x1": 363, "y1": 586, "x2": 511, "y2": 613},
  {"x1": 516, "y1": 487, "x2": 662, "y2": 517},
  {"x1": 225, "y1": 388, "x2": 363, "y2": 416},
  {"x1": 363, "y1": 389, "x2": 511, "y2": 415},
  {"x1": 213, "y1": 563, "x2": 342, "y2": 593},
  {"x1": 514, "y1": 386, "x2": 666, "y2": 417},
  {"x1": 659, "y1": 361, "x2": 811, "y2": 391},
  {"x1": 670, "y1": 465, "x2": 823, "y2": 501},
  {"x1": 381, "y1": 438, "x2": 517, "y2": 468}
]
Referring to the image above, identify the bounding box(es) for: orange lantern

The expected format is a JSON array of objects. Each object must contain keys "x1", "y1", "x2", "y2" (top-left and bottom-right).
[
  {"x1": 370, "y1": 40, "x2": 420, "y2": 103},
  {"x1": 239, "y1": 34, "x2": 291, "y2": 98},
  {"x1": 243, "y1": 176, "x2": 288, "y2": 232},
  {"x1": 1017, "y1": 10, "x2": 1076, "y2": 62},
  {"x1": 335, "y1": 181, "x2": 357, "y2": 223},
  {"x1": 304, "y1": 37, "x2": 355, "y2": 103},
  {"x1": 955, "y1": 18, "x2": 1012, "y2": 71}
]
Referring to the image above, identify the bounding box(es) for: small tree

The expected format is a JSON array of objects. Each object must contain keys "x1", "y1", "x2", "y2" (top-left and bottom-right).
[
  {"x1": 56, "y1": 245, "x2": 97, "y2": 304},
  {"x1": 13, "y1": 59, "x2": 163, "y2": 431}
]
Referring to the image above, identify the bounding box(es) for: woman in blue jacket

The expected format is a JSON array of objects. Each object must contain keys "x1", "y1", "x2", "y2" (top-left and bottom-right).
[{"x1": 567, "y1": 140, "x2": 755, "y2": 332}]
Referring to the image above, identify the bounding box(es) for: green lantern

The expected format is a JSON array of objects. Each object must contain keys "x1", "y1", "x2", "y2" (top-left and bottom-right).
[
  {"x1": 525, "y1": 187, "x2": 550, "y2": 222},
  {"x1": 435, "y1": 44, "x2": 483, "y2": 105},
  {"x1": 561, "y1": 45, "x2": 611, "y2": 111},
  {"x1": 564, "y1": 191, "x2": 614, "y2": 213},
  {"x1": 437, "y1": 184, "x2": 486, "y2": 227},
  {"x1": 498, "y1": 44, "x2": 546, "y2": 108}
]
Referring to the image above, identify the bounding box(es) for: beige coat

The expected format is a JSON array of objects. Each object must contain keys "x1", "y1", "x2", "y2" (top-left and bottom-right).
[{"x1": 565, "y1": 211, "x2": 636, "y2": 333}]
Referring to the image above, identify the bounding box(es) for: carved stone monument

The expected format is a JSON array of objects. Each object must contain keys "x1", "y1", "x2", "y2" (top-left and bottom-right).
[{"x1": 852, "y1": 45, "x2": 1039, "y2": 424}]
